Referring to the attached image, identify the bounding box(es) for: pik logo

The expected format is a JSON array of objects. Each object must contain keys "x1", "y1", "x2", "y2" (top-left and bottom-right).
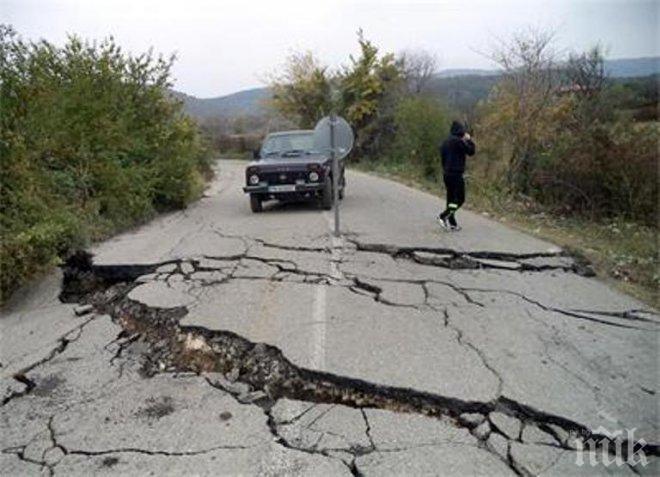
[{"x1": 575, "y1": 426, "x2": 648, "y2": 467}]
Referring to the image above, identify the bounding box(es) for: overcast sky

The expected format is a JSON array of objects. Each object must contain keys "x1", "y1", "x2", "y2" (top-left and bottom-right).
[{"x1": 3, "y1": 0, "x2": 658, "y2": 97}]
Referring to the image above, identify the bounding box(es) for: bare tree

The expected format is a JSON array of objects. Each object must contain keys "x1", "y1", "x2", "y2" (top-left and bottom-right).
[
  {"x1": 565, "y1": 46, "x2": 606, "y2": 96},
  {"x1": 399, "y1": 49, "x2": 438, "y2": 94},
  {"x1": 489, "y1": 28, "x2": 558, "y2": 106},
  {"x1": 484, "y1": 28, "x2": 560, "y2": 191}
]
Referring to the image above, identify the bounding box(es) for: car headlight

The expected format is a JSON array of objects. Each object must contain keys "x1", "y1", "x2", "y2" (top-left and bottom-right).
[
  {"x1": 249, "y1": 174, "x2": 259, "y2": 185},
  {"x1": 309, "y1": 171, "x2": 319, "y2": 182}
]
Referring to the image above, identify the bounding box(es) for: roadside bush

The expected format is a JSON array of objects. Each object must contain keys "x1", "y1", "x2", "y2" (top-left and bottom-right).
[
  {"x1": 0, "y1": 26, "x2": 210, "y2": 302},
  {"x1": 387, "y1": 96, "x2": 449, "y2": 179},
  {"x1": 535, "y1": 121, "x2": 658, "y2": 222},
  {"x1": 475, "y1": 40, "x2": 658, "y2": 225}
]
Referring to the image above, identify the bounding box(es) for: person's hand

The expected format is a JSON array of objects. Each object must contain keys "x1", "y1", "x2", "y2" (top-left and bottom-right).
[{"x1": 463, "y1": 133, "x2": 471, "y2": 141}]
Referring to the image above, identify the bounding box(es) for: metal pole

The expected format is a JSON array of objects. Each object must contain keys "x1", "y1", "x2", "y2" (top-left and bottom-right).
[{"x1": 330, "y1": 113, "x2": 339, "y2": 237}]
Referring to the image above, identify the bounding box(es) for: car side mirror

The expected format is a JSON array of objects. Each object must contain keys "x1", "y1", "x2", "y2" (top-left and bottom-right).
[{"x1": 252, "y1": 149, "x2": 261, "y2": 160}]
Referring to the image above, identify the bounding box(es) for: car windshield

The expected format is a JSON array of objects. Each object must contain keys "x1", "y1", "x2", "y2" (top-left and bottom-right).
[{"x1": 261, "y1": 133, "x2": 315, "y2": 157}]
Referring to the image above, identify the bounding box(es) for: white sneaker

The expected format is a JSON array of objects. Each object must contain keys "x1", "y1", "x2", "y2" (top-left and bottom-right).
[
  {"x1": 438, "y1": 216, "x2": 450, "y2": 229},
  {"x1": 449, "y1": 224, "x2": 462, "y2": 232}
]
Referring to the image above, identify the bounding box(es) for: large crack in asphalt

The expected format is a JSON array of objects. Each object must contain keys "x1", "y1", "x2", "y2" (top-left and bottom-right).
[
  {"x1": 2, "y1": 315, "x2": 97, "y2": 407},
  {"x1": 4, "y1": 236, "x2": 656, "y2": 476},
  {"x1": 40, "y1": 250, "x2": 657, "y2": 476},
  {"x1": 348, "y1": 239, "x2": 597, "y2": 276}
]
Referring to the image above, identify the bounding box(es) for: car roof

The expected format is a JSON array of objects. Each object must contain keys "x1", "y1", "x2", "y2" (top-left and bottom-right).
[{"x1": 266, "y1": 130, "x2": 314, "y2": 137}]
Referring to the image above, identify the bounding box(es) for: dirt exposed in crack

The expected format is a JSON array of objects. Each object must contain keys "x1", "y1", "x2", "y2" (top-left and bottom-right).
[{"x1": 54, "y1": 251, "x2": 658, "y2": 476}]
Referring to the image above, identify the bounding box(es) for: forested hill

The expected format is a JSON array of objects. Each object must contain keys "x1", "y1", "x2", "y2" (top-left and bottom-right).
[
  {"x1": 175, "y1": 56, "x2": 659, "y2": 119},
  {"x1": 170, "y1": 88, "x2": 270, "y2": 118}
]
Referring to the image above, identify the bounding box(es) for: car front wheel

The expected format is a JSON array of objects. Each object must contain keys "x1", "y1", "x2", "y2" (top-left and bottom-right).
[{"x1": 250, "y1": 194, "x2": 263, "y2": 213}]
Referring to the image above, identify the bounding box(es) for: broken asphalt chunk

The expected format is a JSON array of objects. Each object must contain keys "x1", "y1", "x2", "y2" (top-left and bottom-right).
[
  {"x1": 473, "y1": 420, "x2": 491, "y2": 440},
  {"x1": 74, "y1": 304, "x2": 94, "y2": 317},
  {"x1": 489, "y1": 412, "x2": 521, "y2": 440}
]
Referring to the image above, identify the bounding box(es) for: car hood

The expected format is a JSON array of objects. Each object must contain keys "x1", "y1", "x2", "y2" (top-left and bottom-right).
[{"x1": 248, "y1": 154, "x2": 330, "y2": 171}]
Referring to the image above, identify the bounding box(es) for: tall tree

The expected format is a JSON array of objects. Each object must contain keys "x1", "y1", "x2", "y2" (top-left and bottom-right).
[
  {"x1": 268, "y1": 52, "x2": 333, "y2": 129},
  {"x1": 482, "y1": 28, "x2": 560, "y2": 191},
  {"x1": 337, "y1": 30, "x2": 404, "y2": 157},
  {"x1": 399, "y1": 49, "x2": 438, "y2": 94}
]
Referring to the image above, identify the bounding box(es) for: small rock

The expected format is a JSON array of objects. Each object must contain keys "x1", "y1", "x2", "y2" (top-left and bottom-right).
[
  {"x1": 449, "y1": 255, "x2": 480, "y2": 269},
  {"x1": 522, "y1": 425, "x2": 558, "y2": 445},
  {"x1": 207, "y1": 373, "x2": 250, "y2": 396},
  {"x1": 489, "y1": 412, "x2": 521, "y2": 439},
  {"x1": 473, "y1": 420, "x2": 491, "y2": 440},
  {"x1": 74, "y1": 304, "x2": 94, "y2": 317},
  {"x1": 475, "y1": 258, "x2": 521, "y2": 270},
  {"x1": 565, "y1": 431, "x2": 583, "y2": 450},
  {"x1": 460, "y1": 412, "x2": 485, "y2": 427},
  {"x1": 226, "y1": 367, "x2": 240, "y2": 382},
  {"x1": 156, "y1": 263, "x2": 177, "y2": 274},
  {"x1": 238, "y1": 390, "x2": 268, "y2": 404},
  {"x1": 191, "y1": 271, "x2": 226, "y2": 283},
  {"x1": 135, "y1": 273, "x2": 158, "y2": 284},
  {"x1": 487, "y1": 432, "x2": 509, "y2": 459},
  {"x1": 180, "y1": 262, "x2": 195, "y2": 275},
  {"x1": 412, "y1": 251, "x2": 451, "y2": 267},
  {"x1": 548, "y1": 424, "x2": 570, "y2": 445}
]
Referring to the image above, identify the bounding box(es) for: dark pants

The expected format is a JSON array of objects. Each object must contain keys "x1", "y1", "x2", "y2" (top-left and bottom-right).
[{"x1": 440, "y1": 173, "x2": 465, "y2": 226}]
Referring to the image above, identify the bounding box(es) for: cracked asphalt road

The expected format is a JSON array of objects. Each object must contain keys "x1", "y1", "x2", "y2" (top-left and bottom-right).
[{"x1": 1, "y1": 160, "x2": 658, "y2": 476}]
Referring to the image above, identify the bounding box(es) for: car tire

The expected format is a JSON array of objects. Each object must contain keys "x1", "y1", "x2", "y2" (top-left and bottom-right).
[
  {"x1": 321, "y1": 180, "x2": 332, "y2": 210},
  {"x1": 250, "y1": 194, "x2": 263, "y2": 213}
]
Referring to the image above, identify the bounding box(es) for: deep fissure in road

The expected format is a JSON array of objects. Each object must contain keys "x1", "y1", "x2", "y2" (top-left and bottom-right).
[{"x1": 45, "y1": 250, "x2": 657, "y2": 476}]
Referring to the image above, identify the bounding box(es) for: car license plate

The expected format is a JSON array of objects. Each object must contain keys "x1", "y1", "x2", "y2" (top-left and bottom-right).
[{"x1": 269, "y1": 184, "x2": 296, "y2": 192}]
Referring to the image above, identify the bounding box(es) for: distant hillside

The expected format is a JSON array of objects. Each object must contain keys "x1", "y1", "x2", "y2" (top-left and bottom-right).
[
  {"x1": 603, "y1": 57, "x2": 660, "y2": 78},
  {"x1": 425, "y1": 74, "x2": 500, "y2": 112},
  {"x1": 171, "y1": 87, "x2": 270, "y2": 119},
  {"x1": 436, "y1": 68, "x2": 500, "y2": 77},
  {"x1": 435, "y1": 57, "x2": 660, "y2": 79},
  {"x1": 177, "y1": 57, "x2": 659, "y2": 120}
]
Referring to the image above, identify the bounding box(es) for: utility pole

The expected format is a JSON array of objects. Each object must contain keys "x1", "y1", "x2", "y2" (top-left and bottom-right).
[
  {"x1": 330, "y1": 113, "x2": 340, "y2": 237},
  {"x1": 312, "y1": 113, "x2": 353, "y2": 238}
]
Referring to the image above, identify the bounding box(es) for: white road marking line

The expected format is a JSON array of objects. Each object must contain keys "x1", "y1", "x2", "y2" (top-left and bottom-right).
[
  {"x1": 330, "y1": 235, "x2": 342, "y2": 280},
  {"x1": 309, "y1": 214, "x2": 345, "y2": 369}
]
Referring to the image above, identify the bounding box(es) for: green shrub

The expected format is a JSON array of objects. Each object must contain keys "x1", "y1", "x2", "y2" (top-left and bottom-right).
[
  {"x1": 388, "y1": 96, "x2": 449, "y2": 180},
  {"x1": 0, "y1": 25, "x2": 210, "y2": 302}
]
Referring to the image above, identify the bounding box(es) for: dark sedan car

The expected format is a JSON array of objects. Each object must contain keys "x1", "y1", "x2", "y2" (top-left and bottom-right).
[{"x1": 242, "y1": 130, "x2": 345, "y2": 213}]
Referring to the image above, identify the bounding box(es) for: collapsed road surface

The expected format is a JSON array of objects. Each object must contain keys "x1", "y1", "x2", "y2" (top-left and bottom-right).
[{"x1": 1, "y1": 160, "x2": 658, "y2": 476}]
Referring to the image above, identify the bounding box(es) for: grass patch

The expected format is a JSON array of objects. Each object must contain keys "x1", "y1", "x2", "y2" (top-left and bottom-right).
[{"x1": 352, "y1": 160, "x2": 658, "y2": 308}]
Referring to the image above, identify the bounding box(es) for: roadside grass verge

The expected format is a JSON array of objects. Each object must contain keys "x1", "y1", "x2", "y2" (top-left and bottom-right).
[{"x1": 352, "y1": 160, "x2": 658, "y2": 308}]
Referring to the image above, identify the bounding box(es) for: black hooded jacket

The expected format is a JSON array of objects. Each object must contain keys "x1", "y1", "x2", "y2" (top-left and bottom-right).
[{"x1": 440, "y1": 121, "x2": 475, "y2": 174}]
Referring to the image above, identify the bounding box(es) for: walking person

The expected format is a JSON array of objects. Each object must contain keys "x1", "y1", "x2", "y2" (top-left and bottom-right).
[{"x1": 438, "y1": 120, "x2": 475, "y2": 231}]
